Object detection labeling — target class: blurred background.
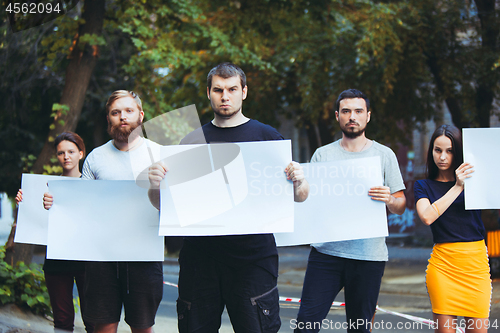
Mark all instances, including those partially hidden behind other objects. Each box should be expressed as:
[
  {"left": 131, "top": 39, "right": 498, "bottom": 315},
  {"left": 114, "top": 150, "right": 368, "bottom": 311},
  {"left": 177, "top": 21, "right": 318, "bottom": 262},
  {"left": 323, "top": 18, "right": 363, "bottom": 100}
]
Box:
[{"left": 1, "top": 0, "right": 499, "bottom": 259}]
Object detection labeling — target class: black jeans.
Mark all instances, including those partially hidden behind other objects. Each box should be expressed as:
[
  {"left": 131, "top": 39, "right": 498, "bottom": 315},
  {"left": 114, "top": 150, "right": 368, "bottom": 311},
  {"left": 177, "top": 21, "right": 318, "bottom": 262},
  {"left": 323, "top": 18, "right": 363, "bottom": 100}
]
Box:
[
  {"left": 294, "top": 247, "right": 385, "bottom": 333},
  {"left": 45, "top": 270, "right": 94, "bottom": 333},
  {"left": 177, "top": 244, "right": 281, "bottom": 333}
]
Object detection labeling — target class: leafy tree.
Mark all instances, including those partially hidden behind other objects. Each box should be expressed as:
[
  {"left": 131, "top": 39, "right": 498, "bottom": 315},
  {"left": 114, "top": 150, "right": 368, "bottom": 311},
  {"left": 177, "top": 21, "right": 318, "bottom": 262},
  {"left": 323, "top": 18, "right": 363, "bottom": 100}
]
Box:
[
  {"left": 414, "top": 0, "right": 500, "bottom": 129},
  {"left": 1, "top": 0, "right": 499, "bottom": 262}
]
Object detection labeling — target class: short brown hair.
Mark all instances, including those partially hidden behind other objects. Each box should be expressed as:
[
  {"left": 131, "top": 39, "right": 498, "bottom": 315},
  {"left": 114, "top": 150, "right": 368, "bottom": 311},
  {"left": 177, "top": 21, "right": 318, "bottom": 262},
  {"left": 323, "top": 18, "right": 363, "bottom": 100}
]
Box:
[
  {"left": 207, "top": 63, "right": 246, "bottom": 91},
  {"left": 105, "top": 90, "right": 142, "bottom": 114}
]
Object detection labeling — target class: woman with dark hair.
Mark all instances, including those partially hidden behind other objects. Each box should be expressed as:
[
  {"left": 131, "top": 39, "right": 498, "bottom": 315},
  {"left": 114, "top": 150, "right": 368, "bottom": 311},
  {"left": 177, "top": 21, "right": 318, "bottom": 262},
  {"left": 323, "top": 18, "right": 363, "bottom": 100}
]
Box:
[
  {"left": 414, "top": 125, "right": 491, "bottom": 333},
  {"left": 16, "top": 132, "right": 93, "bottom": 333}
]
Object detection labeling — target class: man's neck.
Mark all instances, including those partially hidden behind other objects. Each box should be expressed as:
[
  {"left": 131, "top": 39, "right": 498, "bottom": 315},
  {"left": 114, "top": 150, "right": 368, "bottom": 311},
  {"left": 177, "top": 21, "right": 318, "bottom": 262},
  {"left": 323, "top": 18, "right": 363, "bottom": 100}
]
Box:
[
  {"left": 113, "top": 136, "right": 143, "bottom": 151},
  {"left": 340, "top": 134, "right": 371, "bottom": 152},
  {"left": 212, "top": 111, "right": 249, "bottom": 128}
]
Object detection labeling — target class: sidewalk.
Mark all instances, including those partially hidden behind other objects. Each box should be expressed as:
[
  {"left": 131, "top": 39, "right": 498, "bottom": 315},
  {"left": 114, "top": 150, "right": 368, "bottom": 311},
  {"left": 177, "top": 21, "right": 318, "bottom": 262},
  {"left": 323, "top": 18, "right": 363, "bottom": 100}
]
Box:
[{"left": 1, "top": 245, "right": 499, "bottom": 332}]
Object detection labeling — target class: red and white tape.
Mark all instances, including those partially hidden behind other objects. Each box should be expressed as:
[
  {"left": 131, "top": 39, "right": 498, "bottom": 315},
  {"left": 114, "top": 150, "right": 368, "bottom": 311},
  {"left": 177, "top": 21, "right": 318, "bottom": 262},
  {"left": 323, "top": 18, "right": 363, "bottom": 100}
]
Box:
[
  {"left": 164, "top": 281, "right": 178, "bottom": 288},
  {"left": 164, "top": 281, "right": 465, "bottom": 333}
]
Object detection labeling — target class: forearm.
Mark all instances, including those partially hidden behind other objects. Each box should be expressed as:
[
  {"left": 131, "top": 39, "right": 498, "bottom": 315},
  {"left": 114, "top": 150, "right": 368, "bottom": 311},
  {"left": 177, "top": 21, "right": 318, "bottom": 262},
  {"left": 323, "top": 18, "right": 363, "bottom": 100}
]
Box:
[
  {"left": 294, "top": 179, "right": 310, "bottom": 202},
  {"left": 418, "top": 184, "right": 463, "bottom": 225},
  {"left": 387, "top": 195, "right": 406, "bottom": 215},
  {"left": 148, "top": 188, "right": 160, "bottom": 210}
]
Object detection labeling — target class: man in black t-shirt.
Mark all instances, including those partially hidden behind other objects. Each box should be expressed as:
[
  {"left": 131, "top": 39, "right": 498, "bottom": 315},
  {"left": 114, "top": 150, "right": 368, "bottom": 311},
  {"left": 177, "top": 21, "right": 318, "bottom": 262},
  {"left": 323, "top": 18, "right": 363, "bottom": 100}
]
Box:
[{"left": 148, "top": 63, "right": 309, "bottom": 333}]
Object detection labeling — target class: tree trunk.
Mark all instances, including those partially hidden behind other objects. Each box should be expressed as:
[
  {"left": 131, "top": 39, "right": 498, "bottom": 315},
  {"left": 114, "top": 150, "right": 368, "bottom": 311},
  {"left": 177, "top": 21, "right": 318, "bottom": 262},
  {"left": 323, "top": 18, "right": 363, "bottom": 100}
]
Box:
[
  {"left": 32, "top": 0, "right": 105, "bottom": 174},
  {"left": 6, "top": 0, "right": 106, "bottom": 265},
  {"left": 426, "top": 54, "right": 466, "bottom": 129}
]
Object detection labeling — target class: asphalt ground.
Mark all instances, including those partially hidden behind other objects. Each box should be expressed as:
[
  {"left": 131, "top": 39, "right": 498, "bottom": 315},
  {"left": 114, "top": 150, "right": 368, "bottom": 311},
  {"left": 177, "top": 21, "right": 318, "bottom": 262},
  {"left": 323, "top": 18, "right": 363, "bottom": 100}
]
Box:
[{"left": 0, "top": 245, "right": 499, "bottom": 332}]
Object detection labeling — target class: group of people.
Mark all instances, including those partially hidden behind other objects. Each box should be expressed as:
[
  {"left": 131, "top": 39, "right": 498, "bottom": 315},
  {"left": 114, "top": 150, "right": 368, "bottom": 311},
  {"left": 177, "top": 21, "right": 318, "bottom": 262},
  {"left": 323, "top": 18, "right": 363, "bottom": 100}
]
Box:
[{"left": 16, "top": 62, "right": 491, "bottom": 333}]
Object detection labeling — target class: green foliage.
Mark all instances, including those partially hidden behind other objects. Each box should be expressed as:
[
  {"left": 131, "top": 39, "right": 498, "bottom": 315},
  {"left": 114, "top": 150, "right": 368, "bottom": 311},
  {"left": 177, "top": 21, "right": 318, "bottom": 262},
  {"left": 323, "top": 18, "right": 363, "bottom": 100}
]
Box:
[
  {"left": 38, "top": 8, "right": 82, "bottom": 68},
  {"left": 51, "top": 103, "right": 70, "bottom": 117},
  {"left": 78, "top": 33, "right": 106, "bottom": 47},
  {"left": 0, "top": 247, "right": 51, "bottom": 316},
  {"left": 1, "top": 0, "right": 499, "bottom": 195},
  {"left": 20, "top": 154, "right": 37, "bottom": 173},
  {"left": 42, "top": 164, "right": 63, "bottom": 175}
]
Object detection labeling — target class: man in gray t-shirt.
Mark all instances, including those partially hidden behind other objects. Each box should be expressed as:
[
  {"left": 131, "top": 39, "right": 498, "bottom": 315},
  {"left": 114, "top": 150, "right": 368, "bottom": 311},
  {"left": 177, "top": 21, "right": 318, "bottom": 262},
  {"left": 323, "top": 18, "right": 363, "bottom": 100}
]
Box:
[
  {"left": 294, "top": 89, "right": 406, "bottom": 333},
  {"left": 44, "top": 90, "right": 163, "bottom": 333}
]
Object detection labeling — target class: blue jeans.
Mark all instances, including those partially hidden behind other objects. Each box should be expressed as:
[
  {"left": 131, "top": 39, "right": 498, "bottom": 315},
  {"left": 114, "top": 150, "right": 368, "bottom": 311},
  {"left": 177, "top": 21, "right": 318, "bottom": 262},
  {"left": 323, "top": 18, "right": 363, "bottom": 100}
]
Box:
[
  {"left": 177, "top": 243, "right": 281, "bottom": 333},
  {"left": 295, "top": 247, "right": 385, "bottom": 333}
]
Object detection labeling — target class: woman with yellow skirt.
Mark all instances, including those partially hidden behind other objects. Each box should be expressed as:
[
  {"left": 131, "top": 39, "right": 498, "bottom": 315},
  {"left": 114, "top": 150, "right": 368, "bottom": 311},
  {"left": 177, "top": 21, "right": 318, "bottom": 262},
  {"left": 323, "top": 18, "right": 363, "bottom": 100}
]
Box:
[{"left": 414, "top": 125, "right": 491, "bottom": 333}]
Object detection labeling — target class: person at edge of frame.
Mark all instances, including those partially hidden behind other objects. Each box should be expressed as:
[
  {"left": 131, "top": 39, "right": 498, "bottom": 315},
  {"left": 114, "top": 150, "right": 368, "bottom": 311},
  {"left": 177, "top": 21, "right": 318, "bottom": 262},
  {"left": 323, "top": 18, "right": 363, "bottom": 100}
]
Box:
[
  {"left": 293, "top": 88, "right": 406, "bottom": 333},
  {"left": 148, "top": 62, "right": 310, "bottom": 333},
  {"left": 16, "top": 132, "right": 95, "bottom": 333},
  {"left": 414, "top": 124, "right": 491, "bottom": 333},
  {"left": 44, "top": 90, "right": 163, "bottom": 333}
]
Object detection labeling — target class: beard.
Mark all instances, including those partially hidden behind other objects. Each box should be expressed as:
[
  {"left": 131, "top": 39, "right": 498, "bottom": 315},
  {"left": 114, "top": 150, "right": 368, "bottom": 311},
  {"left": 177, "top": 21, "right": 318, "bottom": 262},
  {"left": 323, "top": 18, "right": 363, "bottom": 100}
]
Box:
[
  {"left": 107, "top": 118, "right": 143, "bottom": 143},
  {"left": 213, "top": 108, "right": 240, "bottom": 119},
  {"left": 341, "top": 122, "right": 366, "bottom": 139},
  {"left": 211, "top": 99, "right": 241, "bottom": 119}
]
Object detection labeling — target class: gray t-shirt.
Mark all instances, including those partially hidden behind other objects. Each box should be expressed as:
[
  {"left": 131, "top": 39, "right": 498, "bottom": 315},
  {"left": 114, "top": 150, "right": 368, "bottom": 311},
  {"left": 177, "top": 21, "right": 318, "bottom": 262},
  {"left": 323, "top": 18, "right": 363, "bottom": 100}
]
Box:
[
  {"left": 82, "top": 139, "right": 160, "bottom": 180},
  {"left": 311, "top": 140, "right": 405, "bottom": 261}
]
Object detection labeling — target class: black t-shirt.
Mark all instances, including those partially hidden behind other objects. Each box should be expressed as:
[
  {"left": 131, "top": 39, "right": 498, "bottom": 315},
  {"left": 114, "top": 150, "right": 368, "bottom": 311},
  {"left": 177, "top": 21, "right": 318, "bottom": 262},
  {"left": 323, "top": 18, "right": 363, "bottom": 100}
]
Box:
[
  {"left": 414, "top": 179, "right": 485, "bottom": 243},
  {"left": 180, "top": 119, "right": 284, "bottom": 276}
]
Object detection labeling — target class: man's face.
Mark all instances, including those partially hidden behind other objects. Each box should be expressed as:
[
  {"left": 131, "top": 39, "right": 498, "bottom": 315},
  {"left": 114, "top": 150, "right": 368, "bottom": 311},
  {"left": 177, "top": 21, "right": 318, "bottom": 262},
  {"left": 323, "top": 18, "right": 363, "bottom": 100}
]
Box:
[
  {"left": 107, "top": 96, "right": 144, "bottom": 143},
  {"left": 335, "top": 98, "right": 371, "bottom": 139},
  {"left": 207, "top": 75, "right": 247, "bottom": 119}
]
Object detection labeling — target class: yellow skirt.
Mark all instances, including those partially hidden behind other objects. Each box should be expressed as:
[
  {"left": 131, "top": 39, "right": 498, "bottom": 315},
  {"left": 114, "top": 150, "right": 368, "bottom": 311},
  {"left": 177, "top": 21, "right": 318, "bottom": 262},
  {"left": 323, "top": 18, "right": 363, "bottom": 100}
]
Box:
[{"left": 426, "top": 240, "right": 491, "bottom": 318}]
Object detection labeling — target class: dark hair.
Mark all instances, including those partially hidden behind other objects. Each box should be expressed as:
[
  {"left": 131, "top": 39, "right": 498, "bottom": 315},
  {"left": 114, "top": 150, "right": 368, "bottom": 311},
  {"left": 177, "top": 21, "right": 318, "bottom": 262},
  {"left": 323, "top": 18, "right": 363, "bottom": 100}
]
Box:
[
  {"left": 336, "top": 89, "right": 370, "bottom": 112},
  {"left": 54, "top": 132, "right": 86, "bottom": 157},
  {"left": 207, "top": 62, "right": 246, "bottom": 91},
  {"left": 426, "top": 124, "right": 463, "bottom": 180}
]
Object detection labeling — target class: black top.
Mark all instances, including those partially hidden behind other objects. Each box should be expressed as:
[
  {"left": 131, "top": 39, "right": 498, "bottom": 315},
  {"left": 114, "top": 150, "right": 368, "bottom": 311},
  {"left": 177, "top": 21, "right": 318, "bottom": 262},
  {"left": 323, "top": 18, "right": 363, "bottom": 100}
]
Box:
[
  {"left": 414, "top": 179, "right": 485, "bottom": 244},
  {"left": 180, "top": 119, "right": 284, "bottom": 277}
]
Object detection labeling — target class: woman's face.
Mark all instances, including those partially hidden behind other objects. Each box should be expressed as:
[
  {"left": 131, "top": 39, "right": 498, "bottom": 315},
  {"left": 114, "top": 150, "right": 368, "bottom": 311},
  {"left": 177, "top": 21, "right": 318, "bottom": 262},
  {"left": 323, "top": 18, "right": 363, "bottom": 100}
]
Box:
[
  {"left": 432, "top": 135, "right": 453, "bottom": 172},
  {"left": 56, "top": 140, "right": 83, "bottom": 172}
]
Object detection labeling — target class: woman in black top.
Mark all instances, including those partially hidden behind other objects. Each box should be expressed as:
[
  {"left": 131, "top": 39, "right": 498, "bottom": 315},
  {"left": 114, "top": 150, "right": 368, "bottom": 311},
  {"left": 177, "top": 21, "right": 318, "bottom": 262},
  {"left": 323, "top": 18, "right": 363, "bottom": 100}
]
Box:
[
  {"left": 16, "top": 132, "right": 93, "bottom": 333},
  {"left": 414, "top": 125, "right": 491, "bottom": 333}
]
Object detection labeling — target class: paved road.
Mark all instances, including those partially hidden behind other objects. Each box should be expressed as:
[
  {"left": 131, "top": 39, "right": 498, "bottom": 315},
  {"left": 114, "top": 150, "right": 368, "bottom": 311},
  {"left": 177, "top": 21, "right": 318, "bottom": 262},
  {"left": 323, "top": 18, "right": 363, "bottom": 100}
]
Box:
[
  {"left": 3, "top": 245, "right": 499, "bottom": 332},
  {"left": 153, "top": 245, "right": 499, "bottom": 332}
]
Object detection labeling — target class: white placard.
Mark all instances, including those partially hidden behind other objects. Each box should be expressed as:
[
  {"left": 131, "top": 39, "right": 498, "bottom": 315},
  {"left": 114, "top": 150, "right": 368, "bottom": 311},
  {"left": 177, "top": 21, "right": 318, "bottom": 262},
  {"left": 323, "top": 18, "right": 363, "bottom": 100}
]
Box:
[
  {"left": 463, "top": 128, "right": 500, "bottom": 209},
  {"left": 46, "top": 180, "right": 164, "bottom": 261},
  {"left": 275, "top": 156, "right": 388, "bottom": 246},
  {"left": 159, "top": 140, "right": 294, "bottom": 236},
  {"left": 15, "top": 174, "right": 79, "bottom": 245}
]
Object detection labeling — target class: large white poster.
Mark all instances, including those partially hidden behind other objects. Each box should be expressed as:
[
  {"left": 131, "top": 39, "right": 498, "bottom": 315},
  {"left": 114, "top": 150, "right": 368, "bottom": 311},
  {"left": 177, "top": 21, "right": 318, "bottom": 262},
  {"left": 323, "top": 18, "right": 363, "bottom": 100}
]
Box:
[
  {"left": 275, "top": 156, "right": 388, "bottom": 246},
  {"left": 46, "top": 179, "right": 164, "bottom": 261},
  {"left": 463, "top": 128, "right": 500, "bottom": 209},
  {"left": 158, "top": 140, "right": 294, "bottom": 236},
  {"left": 15, "top": 174, "right": 79, "bottom": 245}
]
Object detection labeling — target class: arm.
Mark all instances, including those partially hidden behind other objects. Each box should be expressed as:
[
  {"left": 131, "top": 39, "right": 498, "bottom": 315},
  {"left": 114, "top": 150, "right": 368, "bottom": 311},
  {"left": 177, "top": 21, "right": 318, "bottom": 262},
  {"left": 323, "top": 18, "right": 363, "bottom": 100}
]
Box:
[
  {"left": 81, "top": 155, "right": 94, "bottom": 180},
  {"left": 368, "top": 187, "right": 406, "bottom": 215},
  {"left": 148, "top": 161, "right": 168, "bottom": 210},
  {"left": 368, "top": 147, "right": 407, "bottom": 215},
  {"left": 285, "top": 161, "right": 310, "bottom": 202},
  {"left": 415, "top": 163, "right": 473, "bottom": 225}
]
